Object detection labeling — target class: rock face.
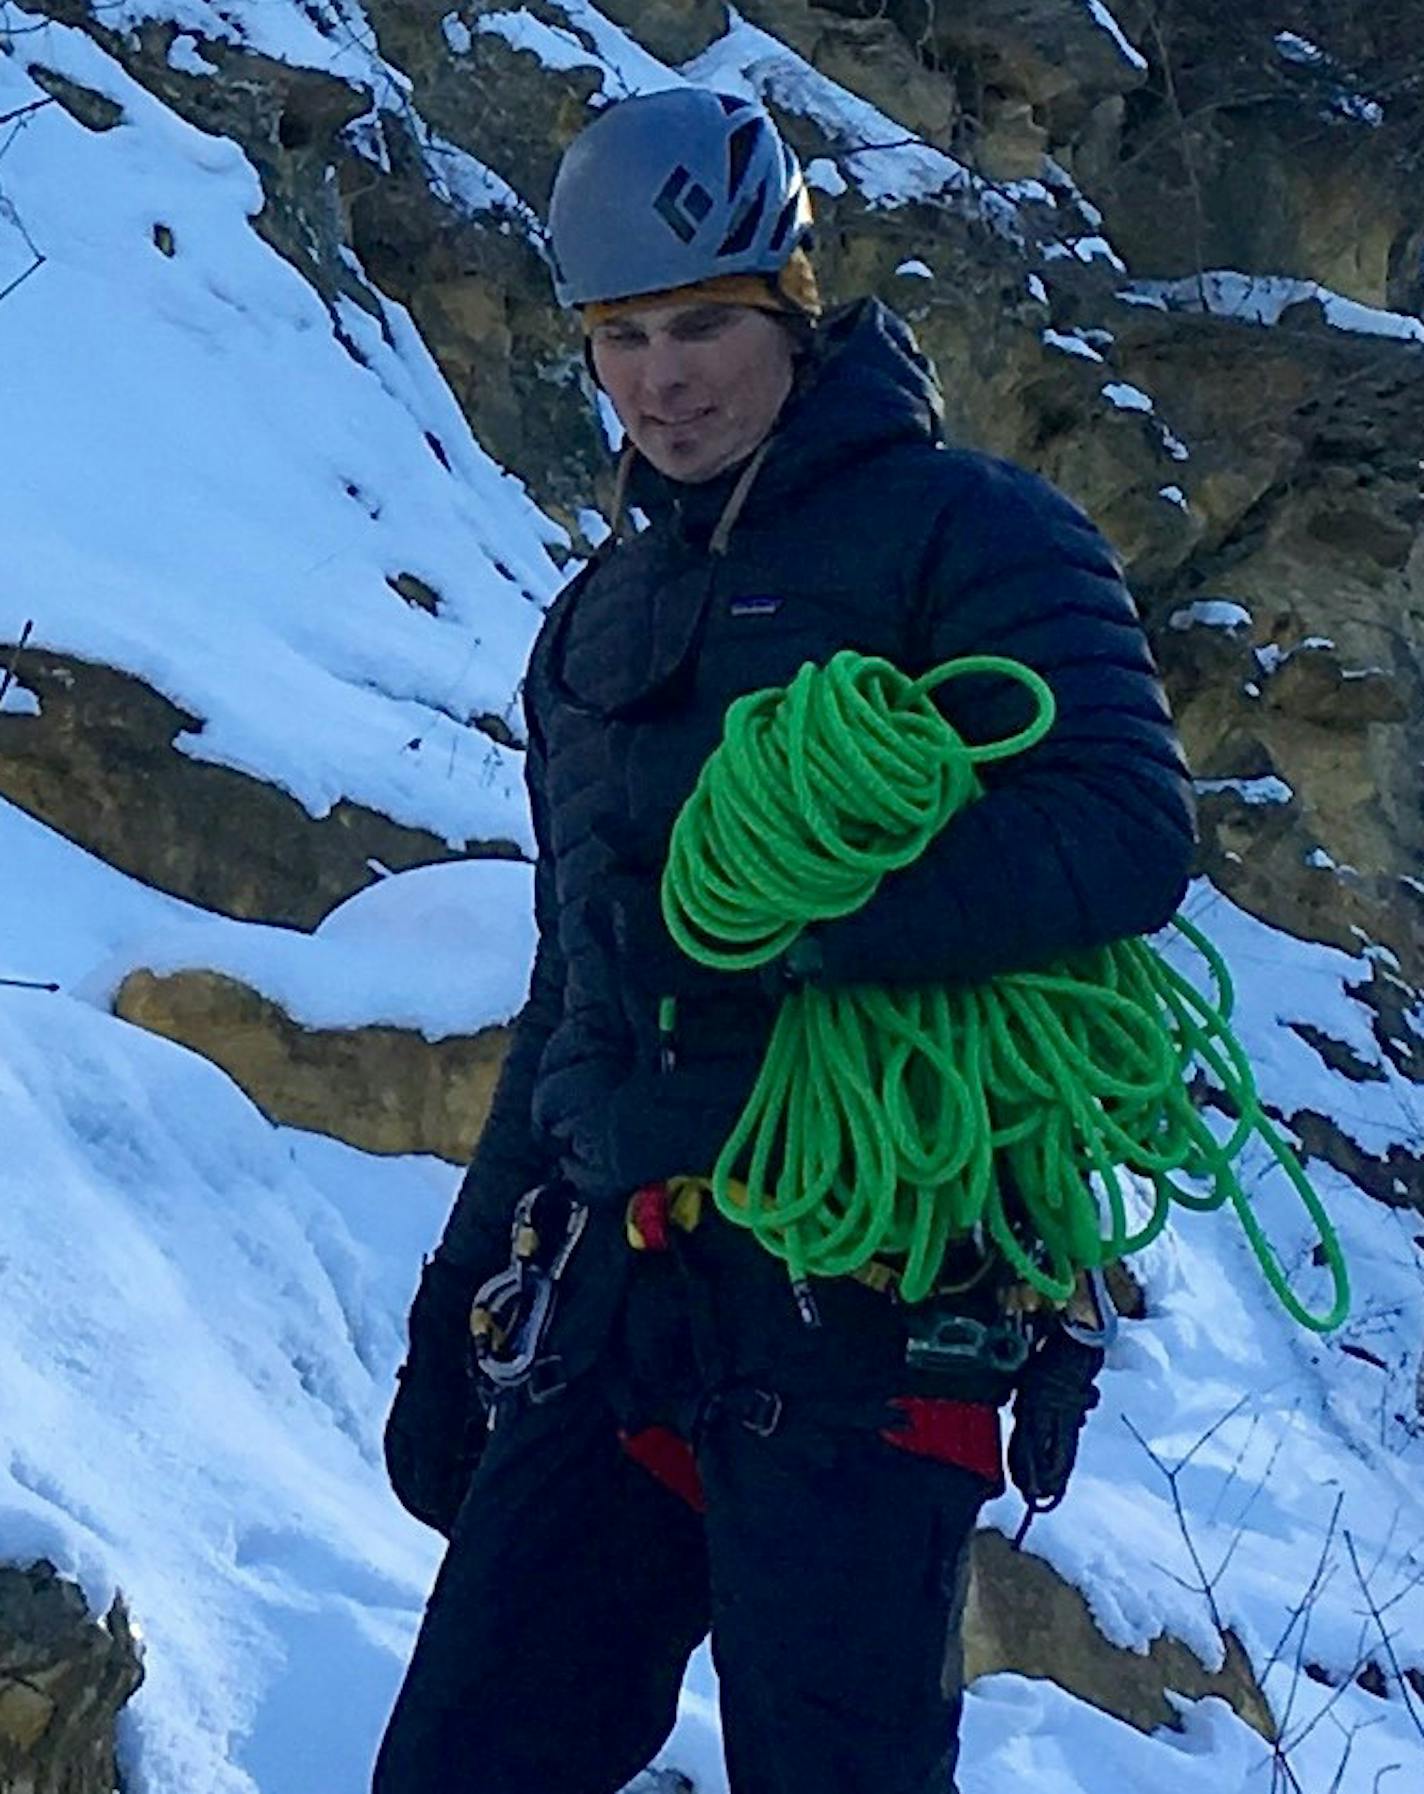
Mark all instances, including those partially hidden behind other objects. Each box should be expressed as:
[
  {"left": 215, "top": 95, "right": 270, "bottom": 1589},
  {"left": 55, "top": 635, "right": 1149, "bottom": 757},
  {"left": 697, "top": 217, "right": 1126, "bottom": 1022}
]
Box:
[
  {"left": 114, "top": 967, "right": 510, "bottom": 1162},
  {"left": 0, "top": 647, "right": 516, "bottom": 929},
  {"left": 965, "top": 1530, "right": 1274, "bottom": 1739},
  {"left": 0, "top": 1563, "right": 143, "bottom": 1794}
]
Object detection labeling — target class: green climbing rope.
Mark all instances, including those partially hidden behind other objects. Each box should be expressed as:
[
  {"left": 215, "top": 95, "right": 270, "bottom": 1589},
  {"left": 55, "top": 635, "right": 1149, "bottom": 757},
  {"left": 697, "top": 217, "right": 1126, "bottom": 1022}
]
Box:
[{"left": 661, "top": 650, "right": 1351, "bottom": 1333}]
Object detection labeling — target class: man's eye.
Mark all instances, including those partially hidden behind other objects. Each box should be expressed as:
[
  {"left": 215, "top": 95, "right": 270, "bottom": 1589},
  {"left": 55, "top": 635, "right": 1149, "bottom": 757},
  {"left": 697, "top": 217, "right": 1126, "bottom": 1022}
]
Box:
[{"left": 674, "top": 311, "right": 730, "bottom": 340}]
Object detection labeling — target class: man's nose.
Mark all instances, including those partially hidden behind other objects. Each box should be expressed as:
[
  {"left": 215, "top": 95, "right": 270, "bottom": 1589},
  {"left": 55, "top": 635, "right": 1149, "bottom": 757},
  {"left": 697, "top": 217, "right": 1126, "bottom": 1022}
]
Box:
[{"left": 639, "top": 335, "right": 691, "bottom": 398}]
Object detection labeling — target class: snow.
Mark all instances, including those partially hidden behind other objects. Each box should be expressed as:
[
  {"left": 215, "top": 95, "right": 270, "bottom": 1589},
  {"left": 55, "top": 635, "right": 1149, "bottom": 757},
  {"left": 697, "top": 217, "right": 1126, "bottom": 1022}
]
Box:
[
  {"left": 0, "top": 13, "right": 558, "bottom": 857},
  {"left": 167, "top": 33, "right": 220, "bottom": 77},
  {"left": 474, "top": 6, "right": 609, "bottom": 80},
  {"left": 1102, "top": 380, "right": 1154, "bottom": 412},
  {"left": 804, "top": 156, "right": 847, "bottom": 197},
  {"left": 1276, "top": 31, "right": 1326, "bottom": 67},
  {"left": 1196, "top": 775, "right": 1295, "bottom": 807},
  {"left": 1161, "top": 424, "right": 1191, "bottom": 461},
  {"left": 440, "top": 11, "right": 472, "bottom": 57},
  {"left": 0, "top": 792, "right": 535, "bottom": 1042},
  {"left": 0, "top": 974, "right": 453, "bottom": 1792},
  {"left": 1273, "top": 31, "right": 1385, "bottom": 127},
  {"left": 0, "top": 679, "right": 41, "bottom": 716},
  {"left": 895, "top": 259, "right": 934, "bottom": 280},
  {"left": 1130, "top": 272, "right": 1424, "bottom": 343},
  {"left": 1170, "top": 600, "right": 1253, "bottom": 633},
  {"left": 687, "top": 12, "right": 1036, "bottom": 230},
  {"left": 3, "top": 6, "right": 1424, "bottom": 1794},
  {"left": 1045, "top": 233, "right": 1128, "bottom": 272},
  {"left": 1158, "top": 485, "right": 1188, "bottom": 510},
  {"left": 1027, "top": 273, "right": 1049, "bottom": 305},
  {"left": 1083, "top": 0, "right": 1148, "bottom": 74},
  {"left": 1043, "top": 327, "right": 1105, "bottom": 363}
]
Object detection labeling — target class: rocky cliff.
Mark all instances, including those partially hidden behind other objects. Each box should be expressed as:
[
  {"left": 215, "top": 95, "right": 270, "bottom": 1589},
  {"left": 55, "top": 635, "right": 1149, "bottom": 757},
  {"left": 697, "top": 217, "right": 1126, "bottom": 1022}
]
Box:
[{"left": 1, "top": 2, "right": 1421, "bottom": 1786}]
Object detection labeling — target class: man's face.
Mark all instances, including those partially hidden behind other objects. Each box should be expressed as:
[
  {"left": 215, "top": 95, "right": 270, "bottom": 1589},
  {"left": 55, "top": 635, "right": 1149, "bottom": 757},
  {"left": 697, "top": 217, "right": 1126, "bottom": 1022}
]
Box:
[{"left": 589, "top": 301, "right": 796, "bottom": 484}]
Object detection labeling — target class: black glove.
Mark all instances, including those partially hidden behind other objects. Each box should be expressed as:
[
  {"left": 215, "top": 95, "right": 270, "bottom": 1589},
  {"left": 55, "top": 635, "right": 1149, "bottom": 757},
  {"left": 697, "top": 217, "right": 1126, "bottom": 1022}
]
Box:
[
  {"left": 1007, "top": 1326, "right": 1104, "bottom": 1512},
  {"left": 384, "top": 1254, "right": 488, "bottom": 1537}
]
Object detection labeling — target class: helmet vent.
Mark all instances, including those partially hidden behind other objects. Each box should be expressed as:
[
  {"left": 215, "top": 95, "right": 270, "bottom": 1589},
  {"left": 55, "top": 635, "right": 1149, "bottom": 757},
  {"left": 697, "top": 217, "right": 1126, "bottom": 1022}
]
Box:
[
  {"left": 718, "top": 183, "right": 767, "bottom": 257},
  {"left": 726, "top": 118, "right": 762, "bottom": 199},
  {"left": 767, "top": 193, "right": 800, "bottom": 253},
  {"left": 655, "top": 166, "right": 716, "bottom": 245}
]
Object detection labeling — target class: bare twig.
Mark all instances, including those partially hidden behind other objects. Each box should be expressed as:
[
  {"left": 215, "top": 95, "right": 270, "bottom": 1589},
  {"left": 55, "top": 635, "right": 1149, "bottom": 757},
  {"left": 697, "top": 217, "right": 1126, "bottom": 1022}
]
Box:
[
  {"left": 1122, "top": 1410, "right": 1229, "bottom": 1633},
  {"left": 0, "top": 98, "right": 52, "bottom": 130},
  {"left": 0, "top": 617, "right": 33, "bottom": 708},
  {"left": 1345, "top": 1529, "right": 1424, "bottom": 1741}
]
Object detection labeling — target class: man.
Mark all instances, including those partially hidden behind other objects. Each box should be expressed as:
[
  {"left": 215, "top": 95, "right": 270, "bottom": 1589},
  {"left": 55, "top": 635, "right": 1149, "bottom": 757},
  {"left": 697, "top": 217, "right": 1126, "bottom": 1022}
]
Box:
[{"left": 375, "top": 87, "right": 1194, "bottom": 1794}]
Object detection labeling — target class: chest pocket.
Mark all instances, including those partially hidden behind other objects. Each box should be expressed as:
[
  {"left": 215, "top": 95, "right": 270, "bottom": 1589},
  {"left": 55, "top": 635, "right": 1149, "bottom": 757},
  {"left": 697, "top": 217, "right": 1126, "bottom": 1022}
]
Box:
[
  {"left": 698, "top": 578, "right": 909, "bottom": 703},
  {"left": 556, "top": 544, "right": 715, "bottom": 722}
]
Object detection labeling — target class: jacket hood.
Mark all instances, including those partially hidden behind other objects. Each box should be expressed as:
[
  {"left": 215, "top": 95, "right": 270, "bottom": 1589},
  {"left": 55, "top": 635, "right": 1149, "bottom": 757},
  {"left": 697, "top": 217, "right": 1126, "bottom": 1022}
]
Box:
[{"left": 625, "top": 298, "right": 945, "bottom": 536}]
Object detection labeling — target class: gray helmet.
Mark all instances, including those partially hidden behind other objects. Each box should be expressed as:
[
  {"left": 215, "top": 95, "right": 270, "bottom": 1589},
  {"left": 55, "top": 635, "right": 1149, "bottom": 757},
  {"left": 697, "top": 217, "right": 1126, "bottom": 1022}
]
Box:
[{"left": 547, "top": 87, "right": 813, "bottom": 308}]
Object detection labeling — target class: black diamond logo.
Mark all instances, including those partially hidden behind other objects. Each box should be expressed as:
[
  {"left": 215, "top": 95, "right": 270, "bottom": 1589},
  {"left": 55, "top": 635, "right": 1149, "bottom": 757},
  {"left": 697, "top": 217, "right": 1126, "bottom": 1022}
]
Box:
[{"left": 654, "top": 167, "right": 715, "bottom": 245}]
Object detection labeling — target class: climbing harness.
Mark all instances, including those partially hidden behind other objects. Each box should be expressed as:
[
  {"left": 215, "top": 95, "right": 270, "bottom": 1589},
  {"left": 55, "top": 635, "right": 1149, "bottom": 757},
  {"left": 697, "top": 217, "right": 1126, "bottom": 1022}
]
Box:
[
  {"left": 660, "top": 650, "right": 1351, "bottom": 1333},
  {"left": 468, "top": 1183, "right": 588, "bottom": 1405}
]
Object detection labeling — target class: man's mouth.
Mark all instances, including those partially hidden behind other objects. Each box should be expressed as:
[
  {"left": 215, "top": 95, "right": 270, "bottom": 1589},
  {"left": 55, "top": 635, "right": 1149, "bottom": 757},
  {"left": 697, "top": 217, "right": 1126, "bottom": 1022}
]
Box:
[{"left": 647, "top": 407, "right": 715, "bottom": 429}]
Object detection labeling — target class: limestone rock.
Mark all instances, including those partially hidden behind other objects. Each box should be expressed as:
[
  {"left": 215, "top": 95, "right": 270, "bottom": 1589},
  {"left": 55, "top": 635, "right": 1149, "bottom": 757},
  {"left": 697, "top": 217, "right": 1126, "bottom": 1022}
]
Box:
[
  {"left": 594, "top": 0, "right": 728, "bottom": 63},
  {"left": 880, "top": 0, "right": 1146, "bottom": 121},
  {"left": 114, "top": 968, "right": 510, "bottom": 1162},
  {"left": 0, "top": 648, "right": 514, "bottom": 929},
  {"left": 23, "top": 64, "right": 123, "bottom": 131},
  {"left": 1098, "top": 0, "right": 1423, "bottom": 308},
  {"left": 740, "top": 1, "right": 958, "bottom": 148},
  {"left": 0, "top": 1562, "right": 143, "bottom": 1794},
  {"left": 1264, "top": 641, "right": 1409, "bottom": 728},
  {"left": 965, "top": 1530, "right": 1274, "bottom": 1739}
]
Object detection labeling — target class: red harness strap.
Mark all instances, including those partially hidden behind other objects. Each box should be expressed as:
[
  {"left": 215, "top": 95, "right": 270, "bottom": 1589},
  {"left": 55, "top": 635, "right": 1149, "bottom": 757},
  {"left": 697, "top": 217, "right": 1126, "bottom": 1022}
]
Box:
[
  {"left": 619, "top": 1426, "right": 708, "bottom": 1514},
  {"left": 620, "top": 1398, "right": 1003, "bottom": 1513},
  {"left": 881, "top": 1397, "right": 1005, "bottom": 1494}
]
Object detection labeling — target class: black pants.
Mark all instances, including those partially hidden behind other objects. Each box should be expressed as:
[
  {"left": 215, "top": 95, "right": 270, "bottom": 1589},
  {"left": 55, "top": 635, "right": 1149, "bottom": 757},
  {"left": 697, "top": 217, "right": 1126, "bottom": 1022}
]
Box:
[{"left": 373, "top": 1241, "right": 987, "bottom": 1794}]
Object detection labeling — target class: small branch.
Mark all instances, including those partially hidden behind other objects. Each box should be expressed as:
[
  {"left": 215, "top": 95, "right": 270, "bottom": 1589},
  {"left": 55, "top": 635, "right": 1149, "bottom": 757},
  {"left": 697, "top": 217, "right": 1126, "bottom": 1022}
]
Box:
[
  {"left": 0, "top": 98, "right": 53, "bottom": 130},
  {"left": 1122, "top": 1411, "right": 1228, "bottom": 1634},
  {"left": 0, "top": 616, "right": 33, "bottom": 708},
  {"left": 1345, "top": 1530, "right": 1424, "bottom": 1742}
]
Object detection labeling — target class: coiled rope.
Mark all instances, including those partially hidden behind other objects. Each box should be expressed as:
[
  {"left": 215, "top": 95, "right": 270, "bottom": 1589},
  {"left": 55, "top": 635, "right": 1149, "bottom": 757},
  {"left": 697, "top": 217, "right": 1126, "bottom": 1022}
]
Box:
[{"left": 661, "top": 650, "right": 1350, "bottom": 1332}]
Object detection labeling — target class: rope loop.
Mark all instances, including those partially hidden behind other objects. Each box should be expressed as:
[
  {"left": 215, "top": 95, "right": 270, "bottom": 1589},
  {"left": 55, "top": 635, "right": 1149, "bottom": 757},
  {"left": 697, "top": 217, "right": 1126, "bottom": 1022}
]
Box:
[{"left": 662, "top": 652, "right": 1350, "bottom": 1332}]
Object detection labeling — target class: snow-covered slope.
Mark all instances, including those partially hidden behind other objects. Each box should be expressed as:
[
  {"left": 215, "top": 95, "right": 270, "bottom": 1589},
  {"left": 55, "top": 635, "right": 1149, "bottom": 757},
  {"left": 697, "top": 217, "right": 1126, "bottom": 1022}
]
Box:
[
  {"left": 1, "top": 8, "right": 554, "bottom": 848},
  {"left": 3, "top": 5, "right": 1423, "bottom": 1793}
]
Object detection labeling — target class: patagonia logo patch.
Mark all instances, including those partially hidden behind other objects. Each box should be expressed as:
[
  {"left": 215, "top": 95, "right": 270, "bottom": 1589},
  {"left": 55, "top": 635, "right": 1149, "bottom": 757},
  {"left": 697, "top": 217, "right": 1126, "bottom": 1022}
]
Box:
[{"left": 728, "top": 595, "right": 784, "bottom": 618}]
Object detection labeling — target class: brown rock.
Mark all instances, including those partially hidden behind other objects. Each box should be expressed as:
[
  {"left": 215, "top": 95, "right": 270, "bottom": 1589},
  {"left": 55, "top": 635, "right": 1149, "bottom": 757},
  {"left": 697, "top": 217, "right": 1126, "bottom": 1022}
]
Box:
[
  {"left": 24, "top": 65, "right": 123, "bottom": 131},
  {"left": 965, "top": 1530, "right": 1275, "bottom": 1739},
  {"left": 907, "top": 0, "right": 1147, "bottom": 120},
  {"left": 594, "top": 0, "right": 728, "bottom": 63},
  {"left": 0, "top": 647, "right": 517, "bottom": 930},
  {"left": 1265, "top": 642, "right": 1409, "bottom": 728},
  {"left": 114, "top": 968, "right": 511, "bottom": 1162},
  {"left": 1095, "top": 0, "right": 1421, "bottom": 308},
  {"left": 0, "top": 1562, "right": 142, "bottom": 1794}
]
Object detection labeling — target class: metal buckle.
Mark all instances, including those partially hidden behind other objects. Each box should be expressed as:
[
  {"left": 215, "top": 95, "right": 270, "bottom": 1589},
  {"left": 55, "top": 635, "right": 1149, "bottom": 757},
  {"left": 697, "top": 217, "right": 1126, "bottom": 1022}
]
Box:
[
  {"left": 1061, "top": 1266, "right": 1119, "bottom": 1350},
  {"left": 739, "top": 1388, "right": 784, "bottom": 1437}
]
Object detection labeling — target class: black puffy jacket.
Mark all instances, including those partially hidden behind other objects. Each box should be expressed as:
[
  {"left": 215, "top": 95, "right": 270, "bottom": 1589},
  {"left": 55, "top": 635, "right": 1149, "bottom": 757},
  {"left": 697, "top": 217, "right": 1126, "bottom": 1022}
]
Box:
[{"left": 437, "top": 299, "right": 1195, "bottom": 1335}]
